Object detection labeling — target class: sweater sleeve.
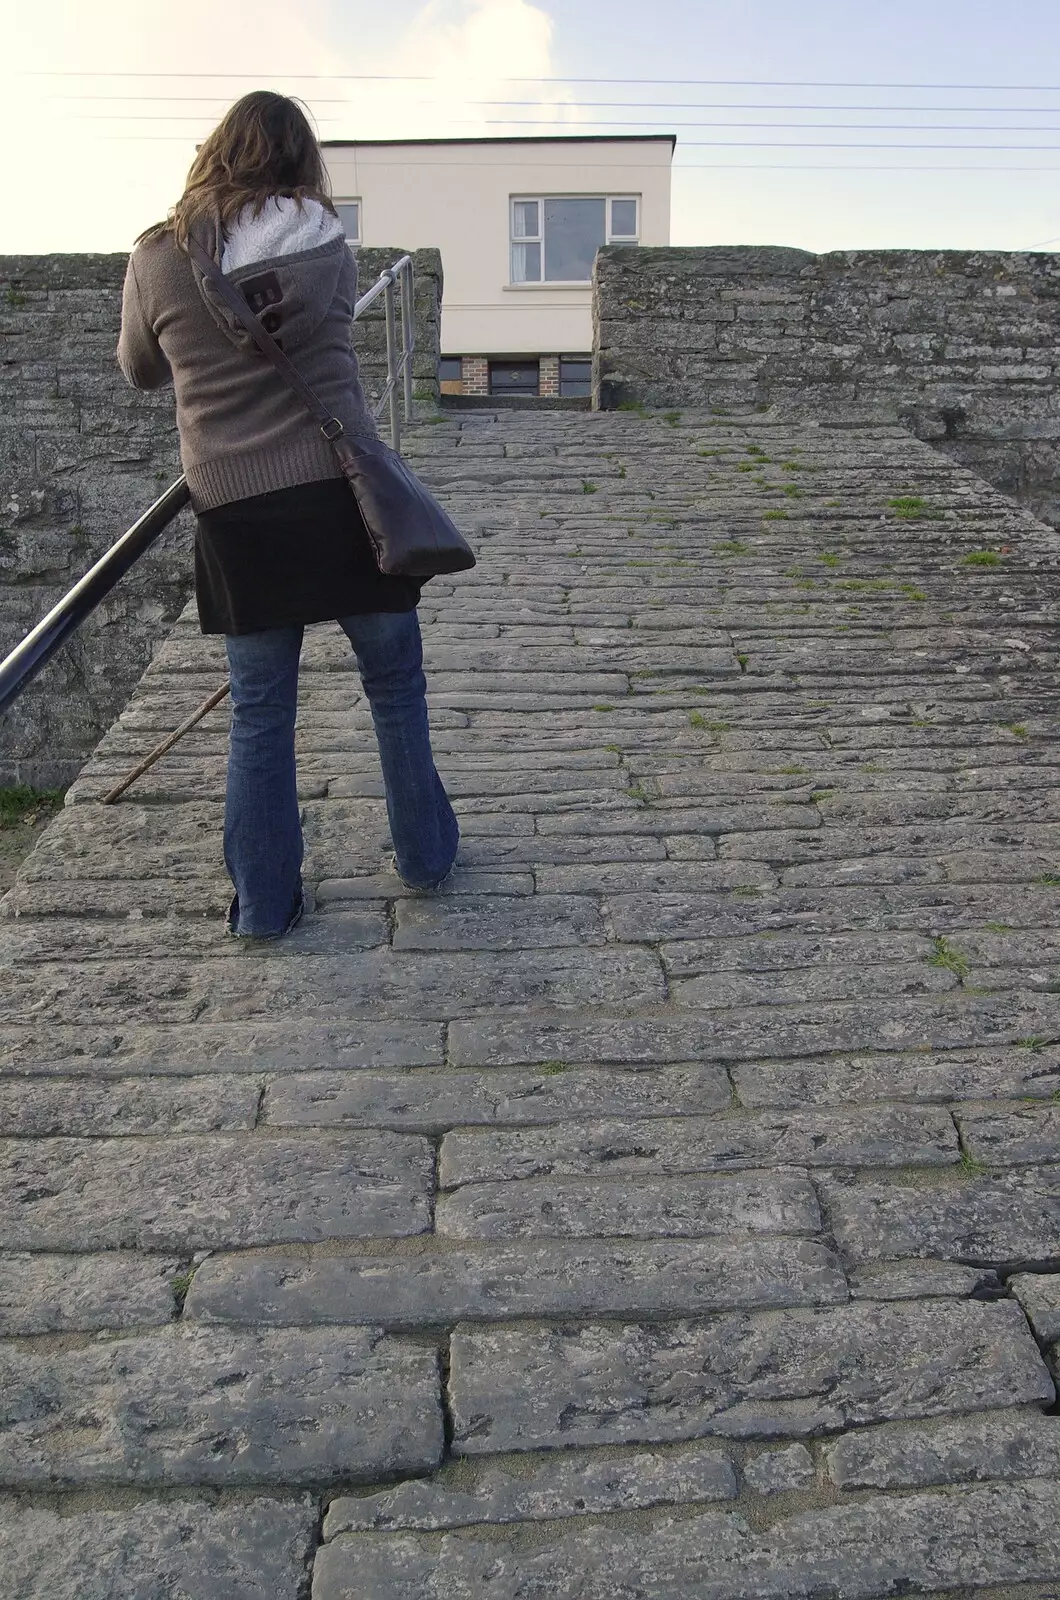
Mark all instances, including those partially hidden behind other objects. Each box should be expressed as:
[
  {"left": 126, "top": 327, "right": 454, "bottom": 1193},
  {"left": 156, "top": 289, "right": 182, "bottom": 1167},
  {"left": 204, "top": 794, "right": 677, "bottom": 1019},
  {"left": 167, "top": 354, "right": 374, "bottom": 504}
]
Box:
[{"left": 116, "top": 251, "right": 172, "bottom": 390}]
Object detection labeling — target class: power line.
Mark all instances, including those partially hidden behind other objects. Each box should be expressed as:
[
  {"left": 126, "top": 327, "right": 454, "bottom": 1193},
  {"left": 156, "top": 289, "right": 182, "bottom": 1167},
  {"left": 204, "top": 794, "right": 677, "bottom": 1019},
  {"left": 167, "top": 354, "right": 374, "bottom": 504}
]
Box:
[
  {"left": 73, "top": 138, "right": 1060, "bottom": 170},
  {"left": 63, "top": 114, "right": 1060, "bottom": 132},
  {"left": 25, "top": 72, "right": 1060, "bottom": 90},
  {"left": 92, "top": 132, "right": 1060, "bottom": 148},
  {"left": 48, "top": 96, "right": 1060, "bottom": 113}
]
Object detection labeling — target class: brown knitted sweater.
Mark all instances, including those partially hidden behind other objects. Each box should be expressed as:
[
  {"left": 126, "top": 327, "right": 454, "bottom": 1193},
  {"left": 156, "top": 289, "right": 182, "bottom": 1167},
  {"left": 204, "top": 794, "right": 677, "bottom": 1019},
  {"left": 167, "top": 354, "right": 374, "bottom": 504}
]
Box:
[{"left": 117, "top": 216, "right": 378, "bottom": 510}]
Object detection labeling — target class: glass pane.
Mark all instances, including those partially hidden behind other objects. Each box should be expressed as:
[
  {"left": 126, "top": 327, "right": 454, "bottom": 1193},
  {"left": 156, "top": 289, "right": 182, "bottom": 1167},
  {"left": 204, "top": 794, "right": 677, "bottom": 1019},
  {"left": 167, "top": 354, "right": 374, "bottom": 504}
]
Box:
[
  {"left": 543, "top": 197, "right": 606, "bottom": 281},
  {"left": 335, "top": 201, "right": 360, "bottom": 241},
  {"left": 512, "top": 200, "right": 539, "bottom": 239},
  {"left": 438, "top": 358, "right": 462, "bottom": 381},
  {"left": 490, "top": 362, "right": 539, "bottom": 396},
  {"left": 511, "top": 241, "right": 541, "bottom": 283},
  {"left": 610, "top": 198, "right": 638, "bottom": 238},
  {"left": 560, "top": 360, "right": 592, "bottom": 382}
]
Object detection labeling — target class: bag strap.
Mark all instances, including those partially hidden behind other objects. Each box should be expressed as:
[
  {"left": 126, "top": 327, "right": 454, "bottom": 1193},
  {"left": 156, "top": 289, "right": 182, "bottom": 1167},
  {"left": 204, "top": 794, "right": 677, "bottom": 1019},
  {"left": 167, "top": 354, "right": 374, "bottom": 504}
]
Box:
[{"left": 187, "top": 237, "right": 346, "bottom": 441}]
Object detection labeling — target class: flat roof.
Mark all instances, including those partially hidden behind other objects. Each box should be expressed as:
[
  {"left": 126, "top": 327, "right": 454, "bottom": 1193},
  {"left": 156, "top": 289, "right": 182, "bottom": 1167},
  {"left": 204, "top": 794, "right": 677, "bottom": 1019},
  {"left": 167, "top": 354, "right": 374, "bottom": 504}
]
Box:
[{"left": 322, "top": 134, "right": 676, "bottom": 150}]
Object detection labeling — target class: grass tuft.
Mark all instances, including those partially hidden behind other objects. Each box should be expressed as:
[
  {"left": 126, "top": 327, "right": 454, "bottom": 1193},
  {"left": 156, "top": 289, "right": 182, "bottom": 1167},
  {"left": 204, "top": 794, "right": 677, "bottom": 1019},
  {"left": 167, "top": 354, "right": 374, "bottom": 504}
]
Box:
[
  {"left": 888, "top": 495, "right": 942, "bottom": 520},
  {"left": 0, "top": 786, "right": 64, "bottom": 829},
  {"left": 961, "top": 550, "right": 1001, "bottom": 567},
  {"left": 927, "top": 934, "right": 971, "bottom": 979}
]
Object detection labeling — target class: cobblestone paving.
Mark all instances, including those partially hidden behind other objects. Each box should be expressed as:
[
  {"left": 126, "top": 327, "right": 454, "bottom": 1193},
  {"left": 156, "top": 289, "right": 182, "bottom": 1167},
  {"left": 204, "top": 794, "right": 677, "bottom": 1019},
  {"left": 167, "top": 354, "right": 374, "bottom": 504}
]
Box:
[{"left": 2, "top": 409, "right": 1060, "bottom": 1597}]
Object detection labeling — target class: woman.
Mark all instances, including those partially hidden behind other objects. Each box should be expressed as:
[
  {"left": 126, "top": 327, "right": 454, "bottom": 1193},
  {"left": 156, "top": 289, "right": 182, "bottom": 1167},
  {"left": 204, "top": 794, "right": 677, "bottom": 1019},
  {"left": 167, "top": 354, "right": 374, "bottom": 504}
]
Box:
[{"left": 117, "top": 91, "right": 458, "bottom": 938}]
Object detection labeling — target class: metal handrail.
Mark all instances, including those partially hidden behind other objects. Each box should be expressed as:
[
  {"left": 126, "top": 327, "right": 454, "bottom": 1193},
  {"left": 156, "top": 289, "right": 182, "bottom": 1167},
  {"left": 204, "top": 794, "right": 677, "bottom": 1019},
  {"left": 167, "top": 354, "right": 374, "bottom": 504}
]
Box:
[
  {"left": 0, "top": 478, "right": 192, "bottom": 717},
  {"left": 362, "top": 254, "right": 415, "bottom": 452},
  {"left": 0, "top": 253, "right": 417, "bottom": 722}
]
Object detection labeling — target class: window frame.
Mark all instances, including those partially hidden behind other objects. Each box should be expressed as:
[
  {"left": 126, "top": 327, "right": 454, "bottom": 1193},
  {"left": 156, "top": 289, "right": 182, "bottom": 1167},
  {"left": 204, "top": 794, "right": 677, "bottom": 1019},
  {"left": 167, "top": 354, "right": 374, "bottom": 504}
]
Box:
[
  {"left": 559, "top": 356, "right": 592, "bottom": 398},
  {"left": 333, "top": 198, "right": 362, "bottom": 246},
  {"left": 509, "top": 194, "right": 640, "bottom": 285}
]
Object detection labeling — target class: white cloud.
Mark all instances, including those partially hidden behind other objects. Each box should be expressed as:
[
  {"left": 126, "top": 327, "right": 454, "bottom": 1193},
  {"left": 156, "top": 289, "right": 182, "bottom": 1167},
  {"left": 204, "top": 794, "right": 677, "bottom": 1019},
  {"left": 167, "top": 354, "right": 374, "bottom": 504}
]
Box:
[
  {"left": 308, "top": 1, "right": 578, "bottom": 144},
  {"left": 3, "top": 0, "right": 571, "bottom": 251}
]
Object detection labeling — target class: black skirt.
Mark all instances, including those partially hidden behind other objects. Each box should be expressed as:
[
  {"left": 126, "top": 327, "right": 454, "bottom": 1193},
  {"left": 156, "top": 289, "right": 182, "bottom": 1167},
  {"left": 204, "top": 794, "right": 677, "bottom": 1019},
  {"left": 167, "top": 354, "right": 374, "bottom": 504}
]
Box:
[{"left": 194, "top": 476, "right": 423, "bottom": 635}]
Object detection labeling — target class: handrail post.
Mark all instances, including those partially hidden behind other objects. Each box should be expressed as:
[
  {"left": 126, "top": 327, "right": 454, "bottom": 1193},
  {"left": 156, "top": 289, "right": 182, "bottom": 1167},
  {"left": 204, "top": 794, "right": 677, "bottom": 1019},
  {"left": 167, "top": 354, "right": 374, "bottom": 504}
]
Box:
[
  {"left": 383, "top": 274, "right": 402, "bottom": 453},
  {"left": 400, "top": 259, "right": 415, "bottom": 423}
]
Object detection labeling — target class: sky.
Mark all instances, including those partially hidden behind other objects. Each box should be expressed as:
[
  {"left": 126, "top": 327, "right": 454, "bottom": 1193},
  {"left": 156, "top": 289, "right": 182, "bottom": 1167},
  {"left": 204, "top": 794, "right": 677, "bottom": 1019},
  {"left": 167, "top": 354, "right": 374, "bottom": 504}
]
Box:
[{"left": 5, "top": 0, "right": 1060, "bottom": 255}]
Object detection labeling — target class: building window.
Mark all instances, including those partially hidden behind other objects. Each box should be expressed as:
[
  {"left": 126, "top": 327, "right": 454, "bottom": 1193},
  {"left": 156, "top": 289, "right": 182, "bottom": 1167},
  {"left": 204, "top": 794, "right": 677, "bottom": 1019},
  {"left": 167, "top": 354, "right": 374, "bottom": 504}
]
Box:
[
  {"left": 511, "top": 196, "right": 639, "bottom": 283},
  {"left": 438, "top": 356, "right": 463, "bottom": 395},
  {"left": 489, "top": 360, "right": 539, "bottom": 397},
  {"left": 334, "top": 199, "right": 361, "bottom": 245},
  {"left": 560, "top": 358, "right": 592, "bottom": 398}
]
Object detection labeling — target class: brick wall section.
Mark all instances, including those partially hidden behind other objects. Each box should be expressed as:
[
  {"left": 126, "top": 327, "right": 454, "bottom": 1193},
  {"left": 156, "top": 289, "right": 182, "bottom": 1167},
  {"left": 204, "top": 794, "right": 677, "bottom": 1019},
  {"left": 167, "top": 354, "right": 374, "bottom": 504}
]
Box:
[
  {"left": 0, "top": 247, "right": 442, "bottom": 787},
  {"left": 593, "top": 245, "right": 1060, "bottom": 528},
  {"left": 539, "top": 356, "right": 560, "bottom": 397},
  {"left": 462, "top": 358, "right": 489, "bottom": 396}
]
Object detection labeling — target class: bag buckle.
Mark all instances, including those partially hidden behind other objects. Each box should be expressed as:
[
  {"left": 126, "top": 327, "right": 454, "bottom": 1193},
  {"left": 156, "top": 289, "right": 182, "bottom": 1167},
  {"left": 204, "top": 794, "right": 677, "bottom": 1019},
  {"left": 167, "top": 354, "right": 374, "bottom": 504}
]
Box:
[{"left": 321, "top": 417, "right": 345, "bottom": 441}]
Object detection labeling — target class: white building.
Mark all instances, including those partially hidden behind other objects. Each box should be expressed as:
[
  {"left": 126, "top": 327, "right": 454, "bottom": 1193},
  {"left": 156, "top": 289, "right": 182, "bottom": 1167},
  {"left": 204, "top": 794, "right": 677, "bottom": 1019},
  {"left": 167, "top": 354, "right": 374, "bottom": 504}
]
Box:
[{"left": 321, "top": 135, "right": 674, "bottom": 398}]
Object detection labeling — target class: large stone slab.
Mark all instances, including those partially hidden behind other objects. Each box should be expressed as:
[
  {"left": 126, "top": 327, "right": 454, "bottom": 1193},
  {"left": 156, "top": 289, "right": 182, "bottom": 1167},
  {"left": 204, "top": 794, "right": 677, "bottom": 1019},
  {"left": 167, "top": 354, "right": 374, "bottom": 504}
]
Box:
[
  {"left": 439, "top": 1105, "right": 958, "bottom": 1187},
  {"left": 847, "top": 1259, "right": 1004, "bottom": 1302},
  {"left": 0, "top": 1073, "right": 259, "bottom": 1135},
  {"left": 1010, "top": 1272, "right": 1060, "bottom": 1345},
  {"left": 448, "top": 1014, "right": 735, "bottom": 1068},
  {"left": 956, "top": 1101, "right": 1060, "bottom": 1166},
  {"left": 605, "top": 884, "right": 1060, "bottom": 941},
  {"left": 448, "top": 1300, "right": 1052, "bottom": 1454},
  {"left": 669, "top": 928, "right": 941, "bottom": 972},
  {"left": 185, "top": 1237, "right": 846, "bottom": 1328},
  {"left": 0, "top": 1495, "right": 316, "bottom": 1600},
  {"left": 312, "top": 1479, "right": 1060, "bottom": 1599},
  {"left": 315, "top": 869, "right": 534, "bottom": 901},
  {"left": 0, "top": 946, "right": 666, "bottom": 1024},
  {"left": 0, "top": 1251, "right": 179, "bottom": 1335},
  {"left": 447, "top": 995, "right": 1059, "bottom": 1067},
  {"left": 824, "top": 1167, "right": 1060, "bottom": 1267},
  {"left": 0, "top": 1019, "right": 445, "bottom": 1073},
  {"left": 392, "top": 894, "right": 605, "bottom": 950},
  {"left": 262, "top": 1064, "right": 731, "bottom": 1131},
  {"left": 0, "top": 1325, "right": 442, "bottom": 1487},
  {"left": 324, "top": 1440, "right": 737, "bottom": 1535},
  {"left": 743, "top": 1443, "right": 816, "bottom": 1495},
  {"left": 826, "top": 1408, "right": 1060, "bottom": 1490},
  {"left": 436, "top": 1171, "right": 822, "bottom": 1239},
  {"left": 536, "top": 861, "right": 778, "bottom": 895},
  {"left": 536, "top": 802, "right": 821, "bottom": 835},
  {"left": 733, "top": 1046, "right": 1060, "bottom": 1108},
  {"left": 0, "top": 1132, "right": 433, "bottom": 1250}
]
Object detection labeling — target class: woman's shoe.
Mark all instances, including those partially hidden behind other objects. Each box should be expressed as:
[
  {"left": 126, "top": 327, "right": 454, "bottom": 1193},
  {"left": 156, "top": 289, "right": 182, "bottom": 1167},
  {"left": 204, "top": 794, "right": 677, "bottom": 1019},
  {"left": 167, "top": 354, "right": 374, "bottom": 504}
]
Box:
[
  {"left": 387, "top": 853, "right": 456, "bottom": 895},
  {"left": 225, "top": 890, "right": 306, "bottom": 939}
]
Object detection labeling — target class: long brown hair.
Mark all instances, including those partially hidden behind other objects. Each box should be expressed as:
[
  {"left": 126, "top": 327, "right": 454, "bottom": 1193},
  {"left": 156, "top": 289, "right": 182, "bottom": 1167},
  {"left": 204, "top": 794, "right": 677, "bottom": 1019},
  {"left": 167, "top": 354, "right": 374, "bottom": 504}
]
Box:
[{"left": 142, "top": 91, "right": 334, "bottom": 247}]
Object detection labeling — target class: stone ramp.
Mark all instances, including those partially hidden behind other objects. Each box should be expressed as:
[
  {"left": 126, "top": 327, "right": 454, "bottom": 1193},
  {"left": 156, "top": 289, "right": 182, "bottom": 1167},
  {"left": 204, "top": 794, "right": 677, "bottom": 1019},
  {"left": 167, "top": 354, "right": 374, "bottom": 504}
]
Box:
[{"left": 2, "top": 408, "right": 1060, "bottom": 1597}]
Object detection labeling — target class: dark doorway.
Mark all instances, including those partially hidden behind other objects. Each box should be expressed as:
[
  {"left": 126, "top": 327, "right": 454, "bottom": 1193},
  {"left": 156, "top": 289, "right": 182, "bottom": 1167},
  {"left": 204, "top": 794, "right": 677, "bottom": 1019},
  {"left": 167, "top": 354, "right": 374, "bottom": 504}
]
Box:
[{"left": 489, "top": 360, "right": 540, "bottom": 398}]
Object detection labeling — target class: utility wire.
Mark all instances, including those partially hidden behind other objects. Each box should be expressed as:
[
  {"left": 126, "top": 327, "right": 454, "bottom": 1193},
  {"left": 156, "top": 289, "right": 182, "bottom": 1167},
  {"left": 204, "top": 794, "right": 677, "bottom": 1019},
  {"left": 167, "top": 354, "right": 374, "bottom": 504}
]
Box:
[
  {"left": 48, "top": 97, "right": 1060, "bottom": 114},
  {"left": 73, "top": 138, "right": 1060, "bottom": 169},
  {"left": 63, "top": 114, "right": 1060, "bottom": 131},
  {"left": 77, "top": 130, "right": 1060, "bottom": 149},
  {"left": 25, "top": 72, "right": 1060, "bottom": 89}
]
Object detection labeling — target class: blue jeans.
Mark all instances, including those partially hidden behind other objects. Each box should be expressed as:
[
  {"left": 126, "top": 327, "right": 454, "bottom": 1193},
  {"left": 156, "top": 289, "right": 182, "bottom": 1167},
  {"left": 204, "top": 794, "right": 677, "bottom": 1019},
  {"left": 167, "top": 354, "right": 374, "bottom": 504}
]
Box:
[{"left": 224, "top": 611, "right": 458, "bottom": 936}]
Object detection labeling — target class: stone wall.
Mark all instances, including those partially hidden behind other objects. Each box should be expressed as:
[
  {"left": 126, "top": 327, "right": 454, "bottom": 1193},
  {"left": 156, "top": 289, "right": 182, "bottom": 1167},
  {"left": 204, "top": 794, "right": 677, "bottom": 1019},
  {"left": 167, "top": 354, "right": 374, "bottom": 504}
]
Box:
[
  {"left": 594, "top": 245, "right": 1060, "bottom": 528},
  {"left": 0, "top": 246, "right": 442, "bottom": 788}
]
